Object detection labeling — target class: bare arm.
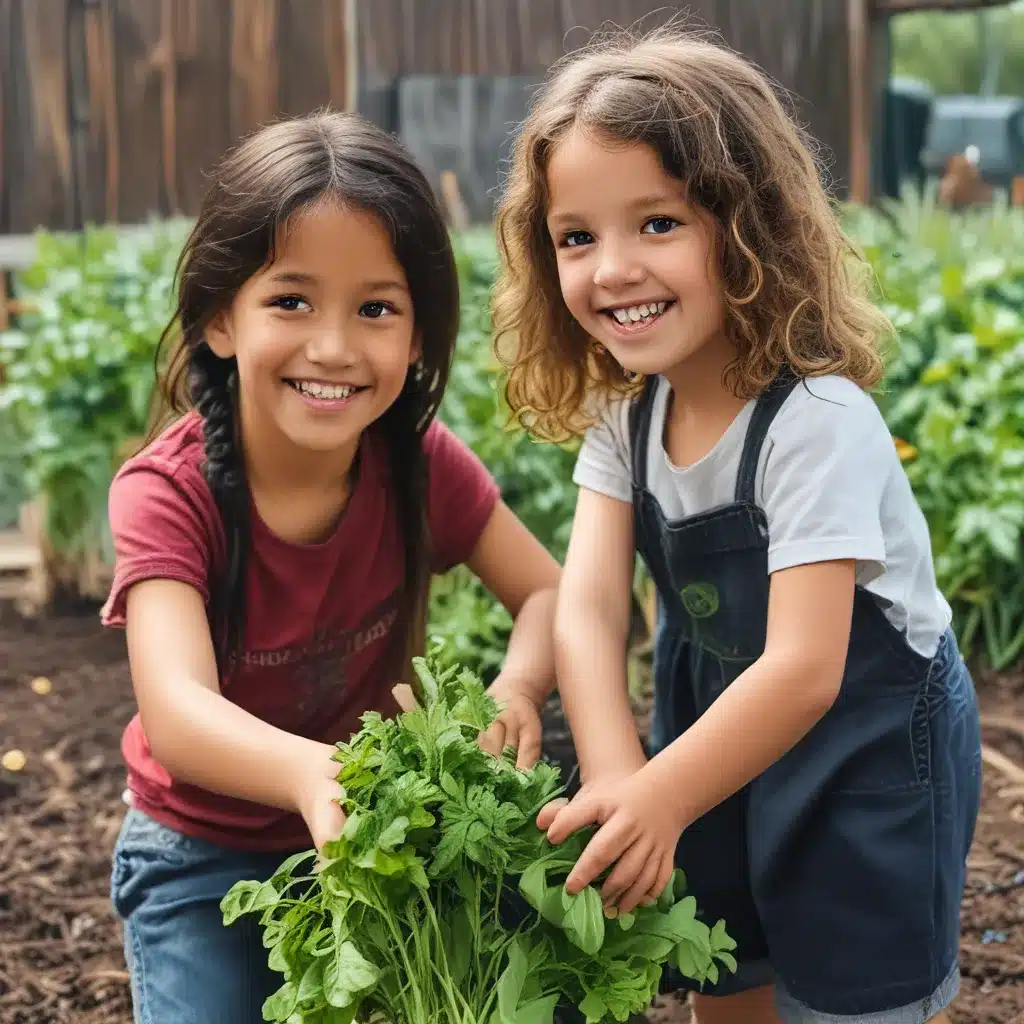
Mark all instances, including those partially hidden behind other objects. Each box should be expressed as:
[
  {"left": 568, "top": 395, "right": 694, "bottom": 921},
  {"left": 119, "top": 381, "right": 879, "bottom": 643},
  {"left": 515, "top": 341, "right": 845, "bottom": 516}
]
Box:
[
  {"left": 467, "top": 499, "right": 562, "bottom": 704},
  {"left": 555, "top": 488, "right": 648, "bottom": 782},
  {"left": 124, "top": 579, "right": 336, "bottom": 820},
  {"left": 645, "top": 559, "right": 855, "bottom": 828}
]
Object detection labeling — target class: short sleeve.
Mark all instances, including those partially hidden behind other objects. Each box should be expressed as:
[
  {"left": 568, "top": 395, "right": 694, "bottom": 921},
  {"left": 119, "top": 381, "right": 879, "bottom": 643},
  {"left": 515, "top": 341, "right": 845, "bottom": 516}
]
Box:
[
  {"left": 761, "top": 384, "right": 894, "bottom": 578},
  {"left": 100, "top": 462, "right": 218, "bottom": 627},
  {"left": 571, "top": 397, "right": 633, "bottom": 504},
  {"left": 425, "top": 419, "right": 501, "bottom": 572}
]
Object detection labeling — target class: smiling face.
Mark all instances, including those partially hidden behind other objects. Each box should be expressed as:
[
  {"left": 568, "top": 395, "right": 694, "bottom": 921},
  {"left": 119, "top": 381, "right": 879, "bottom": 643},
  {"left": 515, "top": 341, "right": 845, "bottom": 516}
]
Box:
[
  {"left": 206, "top": 202, "right": 419, "bottom": 463},
  {"left": 545, "top": 130, "right": 731, "bottom": 380}
]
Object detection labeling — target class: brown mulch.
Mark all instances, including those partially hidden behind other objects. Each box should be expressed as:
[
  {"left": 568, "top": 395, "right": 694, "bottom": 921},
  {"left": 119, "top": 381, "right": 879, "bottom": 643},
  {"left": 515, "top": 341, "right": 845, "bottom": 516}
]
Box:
[{"left": 0, "top": 605, "right": 1022, "bottom": 1024}]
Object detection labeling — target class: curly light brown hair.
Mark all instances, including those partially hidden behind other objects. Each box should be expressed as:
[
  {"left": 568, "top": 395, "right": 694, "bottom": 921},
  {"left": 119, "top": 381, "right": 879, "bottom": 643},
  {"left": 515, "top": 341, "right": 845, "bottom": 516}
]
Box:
[{"left": 493, "top": 22, "right": 891, "bottom": 443}]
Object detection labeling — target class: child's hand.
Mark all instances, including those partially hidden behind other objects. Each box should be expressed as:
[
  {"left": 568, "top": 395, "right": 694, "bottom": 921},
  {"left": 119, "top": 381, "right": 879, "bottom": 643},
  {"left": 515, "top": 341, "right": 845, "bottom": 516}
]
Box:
[
  {"left": 295, "top": 746, "right": 348, "bottom": 852},
  {"left": 478, "top": 675, "right": 545, "bottom": 770},
  {"left": 537, "top": 768, "right": 684, "bottom": 915}
]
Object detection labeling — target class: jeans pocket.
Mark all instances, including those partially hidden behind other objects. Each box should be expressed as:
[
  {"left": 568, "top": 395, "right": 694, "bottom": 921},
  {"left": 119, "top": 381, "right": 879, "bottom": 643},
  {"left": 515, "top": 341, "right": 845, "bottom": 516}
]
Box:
[
  {"left": 115, "top": 808, "right": 218, "bottom": 865},
  {"left": 111, "top": 810, "right": 217, "bottom": 921}
]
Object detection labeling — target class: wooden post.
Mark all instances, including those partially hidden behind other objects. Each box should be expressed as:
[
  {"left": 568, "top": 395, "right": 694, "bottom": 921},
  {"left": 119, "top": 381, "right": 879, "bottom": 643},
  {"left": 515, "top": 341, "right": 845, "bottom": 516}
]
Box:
[
  {"left": 847, "top": 0, "right": 873, "bottom": 204},
  {"left": 344, "top": 0, "right": 359, "bottom": 112}
]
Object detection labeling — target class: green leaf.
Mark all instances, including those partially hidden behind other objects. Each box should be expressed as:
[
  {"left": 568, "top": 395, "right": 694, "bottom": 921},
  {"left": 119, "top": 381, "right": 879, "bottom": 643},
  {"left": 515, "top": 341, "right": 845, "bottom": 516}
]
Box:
[
  {"left": 711, "top": 918, "right": 738, "bottom": 953},
  {"left": 562, "top": 885, "right": 605, "bottom": 955},
  {"left": 262, "top": 981, "right": 300, "bottom": 1022},
  {"left": 497, "top": 937, "right": 528, "bottom": 1022},
  {"left": 298, "top": 957, "right": 326, "bottom": 1002},
  {"left": 578, "top": 991, "right": 608, "bottom": 1023},
  {"left": 323, "top": 941, "right": 380, "bottom": 1009},
  {"left": 376, "top": 815, "right": 410, "bottom": 851},
  {"left": 512, "top": 994, "right": 560, "bottom": 1024},
  {"left": 220, "top": 879, "right": 279, "bottom": 925}
]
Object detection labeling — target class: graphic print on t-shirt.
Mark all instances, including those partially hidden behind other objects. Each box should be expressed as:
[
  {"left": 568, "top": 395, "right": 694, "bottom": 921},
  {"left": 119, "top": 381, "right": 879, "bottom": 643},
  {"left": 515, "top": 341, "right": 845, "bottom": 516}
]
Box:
[{"left": 223, "top": 593, "right": 402, "bottom": 739}]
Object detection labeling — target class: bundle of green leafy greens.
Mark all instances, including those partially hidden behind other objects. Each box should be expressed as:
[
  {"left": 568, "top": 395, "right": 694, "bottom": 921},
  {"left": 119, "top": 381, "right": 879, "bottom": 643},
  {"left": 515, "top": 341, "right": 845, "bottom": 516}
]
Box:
[{"left": 221, "top": 640, "right": 736, "bottom": 1024}]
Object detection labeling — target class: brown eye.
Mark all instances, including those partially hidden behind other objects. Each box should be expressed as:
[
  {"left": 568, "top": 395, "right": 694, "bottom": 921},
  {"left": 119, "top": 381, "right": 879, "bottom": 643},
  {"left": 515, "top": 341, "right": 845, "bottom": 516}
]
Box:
[
  {"left": 271, "top": 295, "right": 310, "bottom": 312},
  {"left": 563, "top": 230, "right": 593, "bottom": 248},
  {"left": 643, "top": 217, "right": 678, "bottom": 235}
]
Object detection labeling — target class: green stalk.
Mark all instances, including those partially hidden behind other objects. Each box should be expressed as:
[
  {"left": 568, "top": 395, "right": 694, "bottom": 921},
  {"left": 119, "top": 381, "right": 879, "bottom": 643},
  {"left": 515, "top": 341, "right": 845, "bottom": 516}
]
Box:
[
  {"left": 373, "top": 886, "right": 425, "bottom": 1024},
  {"left": 420, "top": 895, "right": 475, "bottom": 1022}
]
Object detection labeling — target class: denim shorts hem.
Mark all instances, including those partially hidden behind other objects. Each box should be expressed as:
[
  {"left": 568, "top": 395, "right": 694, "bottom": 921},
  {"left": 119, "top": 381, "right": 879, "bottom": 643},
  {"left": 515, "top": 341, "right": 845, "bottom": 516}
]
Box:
[{"left": 775, "top": 961, "right": 960, "bottom": 1023}]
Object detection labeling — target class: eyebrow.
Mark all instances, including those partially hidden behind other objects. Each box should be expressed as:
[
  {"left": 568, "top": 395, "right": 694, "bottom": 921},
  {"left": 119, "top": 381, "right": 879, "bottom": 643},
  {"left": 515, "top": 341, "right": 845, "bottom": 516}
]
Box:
[
  {"left": 268, "top": 271, "right": 318, "bottom": 285},
  {"left": 547, "top": 192, "right": 684, "bottom": 226},
  {"left": 628, "top": 193, "right": 681, "bottom": 209},
  {"left": 268, "top": 270, "right": 408, "bottom": 292}
]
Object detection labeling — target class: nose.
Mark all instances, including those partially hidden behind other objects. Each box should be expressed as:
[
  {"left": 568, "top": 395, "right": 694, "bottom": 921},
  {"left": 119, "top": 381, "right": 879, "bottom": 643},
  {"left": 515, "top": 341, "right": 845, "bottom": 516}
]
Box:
[
  {"left": 304, "top": 322, "right": 357, "bottom": 366},
  {"left": 592, "top": 238, "right": 645, "bottom": 290}
]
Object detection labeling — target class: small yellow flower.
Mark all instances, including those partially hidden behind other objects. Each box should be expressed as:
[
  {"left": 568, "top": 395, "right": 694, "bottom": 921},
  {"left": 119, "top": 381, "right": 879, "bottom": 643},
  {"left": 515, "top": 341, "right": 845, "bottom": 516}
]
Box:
[
  {"left": 30, "top": 676, "right": 52, "bottom": 695},
  {"left": 893, "top": 437, "right": 917, "bottom": 462},
  {"left": 2, "top": 750, "right": 27, "bottom": 772}
]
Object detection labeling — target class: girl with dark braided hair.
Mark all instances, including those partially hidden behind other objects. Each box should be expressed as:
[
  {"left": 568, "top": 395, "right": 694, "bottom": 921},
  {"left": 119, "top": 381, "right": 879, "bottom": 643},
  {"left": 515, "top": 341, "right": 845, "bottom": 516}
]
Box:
[{"left": 101, "top": 110, "right": 560, "bottom": 1023}]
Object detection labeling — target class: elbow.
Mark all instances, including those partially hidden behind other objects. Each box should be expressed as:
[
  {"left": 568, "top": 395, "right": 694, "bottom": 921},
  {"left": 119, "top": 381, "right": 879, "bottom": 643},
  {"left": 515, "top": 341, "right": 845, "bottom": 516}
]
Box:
[
  {"left": 553, "top": 582, "right": 626, "bottom": 651},
  {"left": 140, "top": 714, "right": 181, "bottom": 777},
  {"left": 136, "top": 692, "right": 193, "bottom": 780},
  {"left": 763, "top": 647, "right": 845, "bottom": 721},
  {"left": 808, "top": 673, "right": 843, "bottom": 719},
  {"left": 504, "top": 569, "right": 561, "bottom": 621},
  {"left": 800, "top": 656, "right": 845, "bottom": 719}
]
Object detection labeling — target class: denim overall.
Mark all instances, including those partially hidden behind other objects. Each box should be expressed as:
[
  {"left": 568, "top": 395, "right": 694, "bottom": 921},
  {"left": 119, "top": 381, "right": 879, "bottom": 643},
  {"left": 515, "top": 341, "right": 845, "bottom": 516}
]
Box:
[{"left": 631, "top": 376, "right": 982, "bottom": 1018}]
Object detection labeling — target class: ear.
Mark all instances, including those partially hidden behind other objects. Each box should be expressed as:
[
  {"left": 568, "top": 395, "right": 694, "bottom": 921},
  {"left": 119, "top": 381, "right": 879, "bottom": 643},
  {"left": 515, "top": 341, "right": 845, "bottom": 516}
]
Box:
[{"left": 205, "top": 310, "right": 236, "bottom": 360}]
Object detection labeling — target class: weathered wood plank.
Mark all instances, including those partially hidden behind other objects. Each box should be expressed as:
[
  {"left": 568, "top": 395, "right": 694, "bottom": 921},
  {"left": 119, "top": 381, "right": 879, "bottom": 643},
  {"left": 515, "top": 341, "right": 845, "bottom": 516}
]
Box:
[
  {"left": 173, "top": 0, "right": 231, "bottom": 214},
  {"left": 229, "top": 0, "right": 279, "bottom": 139},
  {"left": 6, "top": 0, "right": 76, "bottom": 232},
  {"left": 0, "top": 530, "right": 41, "bottom": 572},
  {"left": 112, "top": 0, "right": 166, "bottom": 221},
  {"left": 875, "top": 0, "right": 1011, "bottom": 12}
]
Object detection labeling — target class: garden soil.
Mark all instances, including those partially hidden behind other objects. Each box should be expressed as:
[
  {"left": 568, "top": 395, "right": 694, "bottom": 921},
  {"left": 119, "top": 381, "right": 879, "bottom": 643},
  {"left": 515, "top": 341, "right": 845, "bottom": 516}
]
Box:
[{"left": 0, "top": 604, "right": 1021, "bottom": 1024}]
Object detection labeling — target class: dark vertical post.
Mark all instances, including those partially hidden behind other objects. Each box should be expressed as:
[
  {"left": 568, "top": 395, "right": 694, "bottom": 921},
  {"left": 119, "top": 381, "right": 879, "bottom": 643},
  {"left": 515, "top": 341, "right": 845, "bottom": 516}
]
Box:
[
  {"left": 847, "top": 0, "right": 872, "bottom": 204},
  {"left": 65, "top": 0, "right": 93, "bottom": 231}
]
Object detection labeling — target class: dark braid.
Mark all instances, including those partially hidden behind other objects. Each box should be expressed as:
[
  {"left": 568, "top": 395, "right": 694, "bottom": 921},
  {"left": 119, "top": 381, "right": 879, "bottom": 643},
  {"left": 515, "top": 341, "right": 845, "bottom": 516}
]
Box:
[
  {"left": 189, "top": 345, "right": 249, "bottom": 672},
  {"left": 380, "top": 376, "right": 434, "bottom": 676}
]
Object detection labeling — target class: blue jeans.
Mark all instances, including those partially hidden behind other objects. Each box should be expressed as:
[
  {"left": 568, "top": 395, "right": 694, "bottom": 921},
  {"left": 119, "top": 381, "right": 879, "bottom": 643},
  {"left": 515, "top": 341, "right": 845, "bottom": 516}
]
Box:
[{"left": 111, "top": 807, "right": 303, "bottom": 1024}]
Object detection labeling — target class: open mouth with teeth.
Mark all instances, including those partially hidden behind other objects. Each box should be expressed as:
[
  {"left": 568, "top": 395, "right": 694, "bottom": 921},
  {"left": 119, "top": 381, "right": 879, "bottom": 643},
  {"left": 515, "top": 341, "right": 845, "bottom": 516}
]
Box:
[
  {"left": 603, "top": 300, "right": 674, "bottom": 331},
  {"left": 285, "top": 379, "right": 367, "bottom": 402}
]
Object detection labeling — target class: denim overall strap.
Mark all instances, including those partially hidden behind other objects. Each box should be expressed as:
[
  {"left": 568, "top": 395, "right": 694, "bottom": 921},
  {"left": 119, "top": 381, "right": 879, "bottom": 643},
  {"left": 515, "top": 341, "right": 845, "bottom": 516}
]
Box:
[
  {"left": 628, "top": 375, "right": 659, "bottom": 490},
  {"left": 734, "top": 375, "right": 800, "bottom": 503}
]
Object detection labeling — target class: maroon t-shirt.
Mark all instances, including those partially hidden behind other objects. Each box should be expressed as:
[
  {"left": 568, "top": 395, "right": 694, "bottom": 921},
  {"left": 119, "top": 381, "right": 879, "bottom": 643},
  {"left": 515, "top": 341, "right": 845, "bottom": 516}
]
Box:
[{"left": 101, "top": 409, "right": 500, "bottom": 851}]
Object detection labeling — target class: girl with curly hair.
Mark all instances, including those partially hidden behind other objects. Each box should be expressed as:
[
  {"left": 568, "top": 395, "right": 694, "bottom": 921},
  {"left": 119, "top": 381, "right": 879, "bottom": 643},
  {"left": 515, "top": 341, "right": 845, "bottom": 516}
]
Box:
[{"left": 493, "top": 23, "right": 981, "bottom": 1024}]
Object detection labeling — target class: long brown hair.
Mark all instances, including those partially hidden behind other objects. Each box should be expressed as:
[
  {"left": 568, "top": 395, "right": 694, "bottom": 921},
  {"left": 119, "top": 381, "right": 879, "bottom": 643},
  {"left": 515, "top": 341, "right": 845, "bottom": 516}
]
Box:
[
  {"left": 493, "top": 22, "right": 890, "bottom": 442},
  {"left": 151, "top": 110, "right": 458, "bottom": 673}
]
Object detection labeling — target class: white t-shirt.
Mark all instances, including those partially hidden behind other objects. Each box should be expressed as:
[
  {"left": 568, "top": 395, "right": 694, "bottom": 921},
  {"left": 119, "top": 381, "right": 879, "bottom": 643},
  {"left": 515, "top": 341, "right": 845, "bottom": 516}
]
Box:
[{"left": 572, "top": 374, "right": 951, "bottom": 659}]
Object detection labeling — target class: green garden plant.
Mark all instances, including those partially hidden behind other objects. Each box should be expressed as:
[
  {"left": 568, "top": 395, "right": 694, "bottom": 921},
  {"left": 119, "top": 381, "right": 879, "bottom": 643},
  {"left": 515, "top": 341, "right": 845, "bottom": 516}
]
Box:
[
  {"left": 2, "top": 197, "right": 1022, "bottom": 669},
  {"left": 220, "top": 641, "right": 737, "bottom": 1024}
]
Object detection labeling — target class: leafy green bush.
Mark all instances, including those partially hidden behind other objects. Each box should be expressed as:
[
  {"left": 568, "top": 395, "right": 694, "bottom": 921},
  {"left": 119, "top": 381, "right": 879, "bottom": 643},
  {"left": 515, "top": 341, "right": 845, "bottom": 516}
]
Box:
[
  {"left": 848, "top": 190, "right": 1024, "bottom": 669},
  {"left": 0, "top": 223, "right": 189, "bottom": 563},
  {"left": 0, "top": 406, "right": 27, "bottom": 529},
  {"left": 4, "top": 201, "right": 1023, "bottom": 671}
]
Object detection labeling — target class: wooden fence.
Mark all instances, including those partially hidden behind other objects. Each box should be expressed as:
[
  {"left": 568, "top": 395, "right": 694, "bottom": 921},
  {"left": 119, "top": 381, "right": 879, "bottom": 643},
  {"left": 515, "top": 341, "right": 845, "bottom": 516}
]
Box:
[
  {"left": 0, "top": 0, "right": 354, "bottom": 234},
  {"left": 0, "top": 0, "right": 853, "bottom": 237}
]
